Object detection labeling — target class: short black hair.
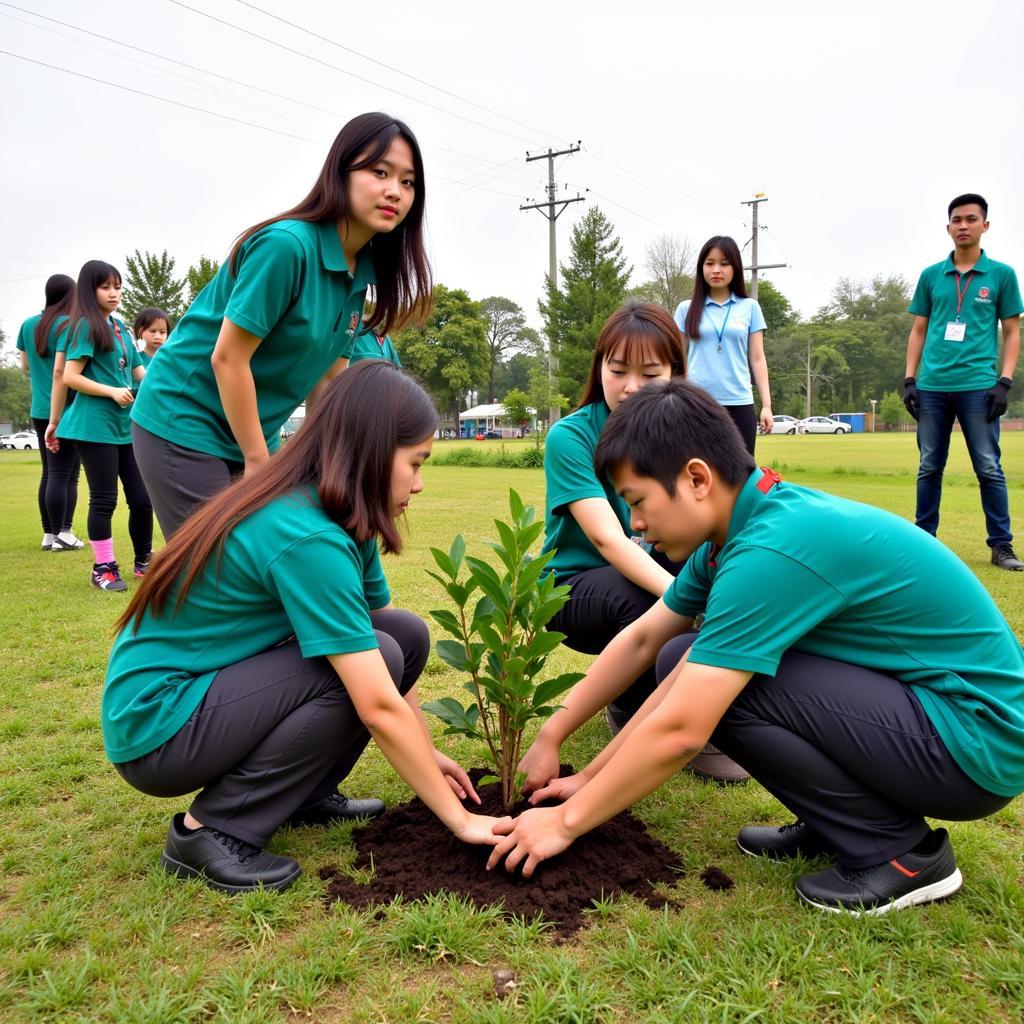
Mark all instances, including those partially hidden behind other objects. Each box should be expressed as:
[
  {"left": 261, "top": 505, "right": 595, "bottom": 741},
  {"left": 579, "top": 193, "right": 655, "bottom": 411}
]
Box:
[
  {"left": 594, "top": 378, "right": 756, "bottom": 494},
  {"left": 948, "top": 193, "right": 988, "bottom": 219}
]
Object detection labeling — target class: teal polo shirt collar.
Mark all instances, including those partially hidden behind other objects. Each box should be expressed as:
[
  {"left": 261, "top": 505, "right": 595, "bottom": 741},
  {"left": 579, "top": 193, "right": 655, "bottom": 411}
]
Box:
[
  {"left": 941, "top": 249, "right": 991, "bottom": 276},
  {"left": 703, "top": 468, "right": 781, "bottom": 568},
  {"left": 315, "top": 220, "right": 374, "bottom": 285}
]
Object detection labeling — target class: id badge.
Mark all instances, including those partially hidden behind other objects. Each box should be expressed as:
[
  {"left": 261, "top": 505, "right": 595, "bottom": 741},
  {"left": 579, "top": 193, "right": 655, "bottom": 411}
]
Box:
[{"left": 944, "top": 321, "right": 966, "bottom": 342}]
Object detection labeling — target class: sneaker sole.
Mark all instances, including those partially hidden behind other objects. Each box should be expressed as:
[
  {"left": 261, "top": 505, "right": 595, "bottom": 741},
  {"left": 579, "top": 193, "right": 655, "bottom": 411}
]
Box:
[
  {"left": 796, "top": 867, "right": 963, "bottom": 916},
  {"left": 159, "top": 852, "right": 302, "bottom": 893}
]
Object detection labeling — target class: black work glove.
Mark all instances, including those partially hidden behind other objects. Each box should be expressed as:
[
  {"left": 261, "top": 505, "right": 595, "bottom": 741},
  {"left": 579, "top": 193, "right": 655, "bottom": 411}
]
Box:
[
  {"left": 985, "top": 377, "right": 1012, "bottom": 422},
  {"left": 902, "top": 377, "right": 920, "bottom": 420}
]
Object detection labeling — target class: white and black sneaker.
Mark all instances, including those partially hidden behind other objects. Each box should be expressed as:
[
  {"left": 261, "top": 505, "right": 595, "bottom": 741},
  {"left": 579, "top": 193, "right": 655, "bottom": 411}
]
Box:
[
  {"left": 52, "top": 531, "right": 85, "bottom": 551},
  {"left": 795, "top": 828, "right": 962, "bottom": 915},
  {"left": 91, "top": 562, "right": 128, "bottom": 592}
]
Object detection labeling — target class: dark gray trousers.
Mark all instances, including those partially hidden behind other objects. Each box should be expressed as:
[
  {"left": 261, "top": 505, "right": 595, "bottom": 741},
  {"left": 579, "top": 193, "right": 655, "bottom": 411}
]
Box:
[
  {"left": 116, "top": 609, "right": 430, "bottom": 847},
  {"left": 132, "top": 422, "right": 244, "bottom": 538},
  {"left": 657, "top": 634, "right": 1011, "bottom": 868}
]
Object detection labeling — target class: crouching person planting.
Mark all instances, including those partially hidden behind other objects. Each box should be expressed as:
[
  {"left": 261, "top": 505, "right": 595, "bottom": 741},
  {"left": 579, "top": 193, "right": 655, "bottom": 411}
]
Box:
[
  {"left": 489, "top": 378, "right": 1024, "bottom": 916},
  {"left": 104, "top": 362, "right": 504, "bottom": 893}
]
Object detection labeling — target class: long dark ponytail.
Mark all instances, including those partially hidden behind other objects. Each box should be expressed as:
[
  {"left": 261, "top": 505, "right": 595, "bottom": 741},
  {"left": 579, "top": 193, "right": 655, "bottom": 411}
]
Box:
[
  {"left": 34, "top": 274, "right": 75, "bottom": 357},
  {"left": 229, "top": 112, "right": 431, "bottom": 335},
  {"left": 684, "top": 236, "right": 748, "bottom": 341}
]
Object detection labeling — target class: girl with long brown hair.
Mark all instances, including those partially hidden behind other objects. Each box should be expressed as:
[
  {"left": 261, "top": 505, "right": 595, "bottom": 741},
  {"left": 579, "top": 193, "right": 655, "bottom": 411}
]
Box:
[
  {"left": 105, "top": 362, "right": 501, "bottom": 893},
  {"left": 131, "top": 111, "right": 432, "bottom": 537}
]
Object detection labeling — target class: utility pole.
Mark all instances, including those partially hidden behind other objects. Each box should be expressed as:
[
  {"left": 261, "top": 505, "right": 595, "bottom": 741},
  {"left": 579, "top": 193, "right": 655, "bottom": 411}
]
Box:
[
  {"left": 521, "top": 144, "right": 584, "bottom": 424},
  {"left": 741, "top": 193, "right": 786, "bottom": 300}
]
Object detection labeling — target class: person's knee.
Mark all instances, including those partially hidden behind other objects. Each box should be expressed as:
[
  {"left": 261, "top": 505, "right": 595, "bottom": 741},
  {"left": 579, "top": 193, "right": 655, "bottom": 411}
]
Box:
[{"left": 372, "top": 609, "right": 429, "bottom": 694}]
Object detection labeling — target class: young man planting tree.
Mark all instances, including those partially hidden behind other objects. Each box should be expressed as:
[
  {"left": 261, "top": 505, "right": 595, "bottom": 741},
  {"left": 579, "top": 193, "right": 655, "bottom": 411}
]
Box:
[
  {"left": 488, "top": 379, "right": 1024, "bottom": 915},
  {"left": 904, "top": 193, "right": 1024, "bottom": 570}
]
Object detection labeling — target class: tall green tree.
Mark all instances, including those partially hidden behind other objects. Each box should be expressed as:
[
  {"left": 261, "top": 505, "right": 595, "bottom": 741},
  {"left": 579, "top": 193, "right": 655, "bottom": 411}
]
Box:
[
  {"left": 121, "top": 250, "right": 186, "bottom": 326},
  {"left": 540, "top": 207, "right": 632, "bottom": 406},
  {"left": 0, "top": 366, "right": 32, "bottom": 429},
  {"left": 755, "top": 278, "right": 798, "bottom": 335},
  {"left": 393, "top": 284, "right": 489, "bottom": 424},
  {"left": 186, "top": 255, "right": 220, "bottom": 307},
  {"left": 479, "top": 296, "right": 529, "bottom": 402}
]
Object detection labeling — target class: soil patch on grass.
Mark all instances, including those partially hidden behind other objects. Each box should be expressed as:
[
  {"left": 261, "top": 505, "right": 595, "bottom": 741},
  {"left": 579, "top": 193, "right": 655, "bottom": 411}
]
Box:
[{"left": 320, "top": 769, "right": 685, "bottom": 937}]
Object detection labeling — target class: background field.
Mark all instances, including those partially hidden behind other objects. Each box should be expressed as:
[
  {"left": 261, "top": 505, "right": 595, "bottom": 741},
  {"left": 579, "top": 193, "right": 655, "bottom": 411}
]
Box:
[{"left": 0, "top": 433, "right": 1021, "bottom": 1023}]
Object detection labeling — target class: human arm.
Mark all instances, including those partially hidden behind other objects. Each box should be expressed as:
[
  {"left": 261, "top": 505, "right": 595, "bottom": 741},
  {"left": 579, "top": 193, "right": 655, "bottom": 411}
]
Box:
[
  {"left": 518, "top": 600, "right": 693, "bottom": 794},
  {"left": 985, "top": 316, "right": 1021, "bottom": 421},
  {"left": 132, "top": 364, "right": 146, "bottom": 384},
  {"left": 304, "top": 354, "right": 349, "bottom": 413},
  {"left": 328, "top": 649, "right": 501, "bottom": 843},
  {"left": 45, "top": 352, "right": 68, "bottom": 451},
  {"left": 748, "top": 330, "right": 773, "bottom": 433},
  {"left": 569, "top": 497, "right": 675, "bottom": 596},
  {"left": 63, "top": 358, "right": 134, "bottom": 407},
  {"left": 20, "top": 351, "right": 28, "bottom": 373},
  {"left": 210, "top": 317, "right": 270, "bottom": 473},
  {"left": 489, "top": 660, "right": 751, "bottom": 876}
]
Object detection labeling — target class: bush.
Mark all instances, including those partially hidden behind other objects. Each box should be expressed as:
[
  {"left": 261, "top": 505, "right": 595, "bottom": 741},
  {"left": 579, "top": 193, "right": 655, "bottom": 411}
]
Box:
[{"left": 431, "top": 446, "right": 546, "bottom": 469}]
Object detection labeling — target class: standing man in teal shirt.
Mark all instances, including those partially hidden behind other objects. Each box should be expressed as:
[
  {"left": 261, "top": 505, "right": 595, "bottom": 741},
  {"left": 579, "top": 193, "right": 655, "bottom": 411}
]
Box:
[{"left": 903, "top": 193, "right": 1024, "bottom": 570}]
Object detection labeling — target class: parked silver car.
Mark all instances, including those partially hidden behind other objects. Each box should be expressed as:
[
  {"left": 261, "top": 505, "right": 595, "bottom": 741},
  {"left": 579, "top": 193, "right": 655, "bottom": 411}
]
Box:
[
  {"left": 797, "top": 416, "right": 851, "bottom": 434},
  {"left": 1, "top": 431, "right": 39, "bottom": 450}
]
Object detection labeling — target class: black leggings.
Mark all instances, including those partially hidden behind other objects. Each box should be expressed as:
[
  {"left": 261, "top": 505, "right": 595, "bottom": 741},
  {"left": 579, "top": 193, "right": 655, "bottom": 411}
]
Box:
[
  {"left": 32, "top": 417, "right": 80, "bottom": 534},
  {"left": 75, "top": 440, "right": 153, "bottom": 560},
  {"left": 116, "top": 609, "right": 430, "bottom": 847},
  {"left": 656, "top": 634, "right": 1011, "bottom": 867},
  {"left": 723, "top": 404, "right": 758, "bottom": 456}
]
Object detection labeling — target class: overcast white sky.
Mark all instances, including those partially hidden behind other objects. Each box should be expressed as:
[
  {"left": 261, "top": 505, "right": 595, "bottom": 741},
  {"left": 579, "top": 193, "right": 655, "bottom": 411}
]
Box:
[{"left": 2, "top": 0, "right": 1023, "bottom": 350}]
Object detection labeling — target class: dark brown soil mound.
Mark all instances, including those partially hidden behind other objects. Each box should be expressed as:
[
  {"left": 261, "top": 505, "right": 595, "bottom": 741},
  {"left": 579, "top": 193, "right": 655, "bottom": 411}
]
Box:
[{"left": 320, "top": 769, "right": 685, "bottom": 936}]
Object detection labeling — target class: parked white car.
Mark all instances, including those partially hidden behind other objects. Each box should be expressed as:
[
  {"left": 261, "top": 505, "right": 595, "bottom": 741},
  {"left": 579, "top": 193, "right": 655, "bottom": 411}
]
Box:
[
  {"left": 766, "top": 415, "right": 801, "bottom": 435},
  {"left": 1, "top": 431, "right": 39, "bottom": 450},
  {"left": 797, "top": 416, "right": 852, "bottom": 435}
]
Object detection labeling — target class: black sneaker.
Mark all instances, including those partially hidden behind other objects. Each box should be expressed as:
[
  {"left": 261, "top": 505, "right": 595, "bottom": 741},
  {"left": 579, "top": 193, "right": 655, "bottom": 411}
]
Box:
[
  {"left": 991, "top": 544, "right": 1024, "bottom": 571},
  {"left": 604, "top": 703, "right": 629, "bottom": 736},
  {"left": 285, "top": 791, "right": 385, "bottom": 828},
  {"left": 160, "top": 814, "right": 301, "bottom": 893},
  {"left": 91, "top": 562, "right": 128, "bottom": 592},
  {"left": 737, "top": 820, "right": 836, "bottom": 860},
  {"left": 795, "top": 828, "right": 962, "bottom": 915},
  {"left": 134, "top": 555, "right": 151, "bottom": 578},
  {"left": 687, "top": 742, "right": 750, "bottom": 784}
]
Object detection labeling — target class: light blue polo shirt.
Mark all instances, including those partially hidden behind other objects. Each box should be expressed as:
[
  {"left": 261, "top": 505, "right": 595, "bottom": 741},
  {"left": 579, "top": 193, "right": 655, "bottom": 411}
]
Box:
[
  {"left": 674, "top": 295, "right": 767, "bottom": 405},
  {"left": 663, "top": 469, "right": 1024, "bottom": 798}
]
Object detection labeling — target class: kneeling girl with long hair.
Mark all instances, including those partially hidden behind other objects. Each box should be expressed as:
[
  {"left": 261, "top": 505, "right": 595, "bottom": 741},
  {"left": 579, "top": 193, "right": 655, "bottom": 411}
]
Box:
[{"left": 105, "top": 361, "right": 502, "bottom": 893}]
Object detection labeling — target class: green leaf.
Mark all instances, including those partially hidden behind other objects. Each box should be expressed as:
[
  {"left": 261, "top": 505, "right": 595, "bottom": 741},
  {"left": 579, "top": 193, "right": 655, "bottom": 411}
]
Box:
[
  {"left": 429, "top": 609, "right": 464, "bottom": 639},
  {"left": 435, "top": 639, "right": 469, "bottom": 671},
  {"left": 449, "top": 535, "right": 466, "bottom": 572},
  {"left": 523, "top": 631, "right": 565, "bottom": 662},
  {"left": 519, "top": 519, "right": 544, "bottom": 552},
  {"left": 446, "top": 581, "right": 471, "bottom": 607},
  {"left": 509, "top": 489, "right": 525, "bottom": 523},
  {"left": 421, "top": 697, "right": 481, "bottom": 737},
  {"left": 429, "top": 547, "right": 456, "bottom": 579},
  {"left": 494, "top": 519, "right": 518, "bottom": 561},
  {"left": 532, "top": 672, "right": 586, "bottom": 708},
  {"left": 477, "top": 775, "right": 499, "bottom": 787},
  {"left": 487, "top": 541, "right": 517, "bottom": 576}
]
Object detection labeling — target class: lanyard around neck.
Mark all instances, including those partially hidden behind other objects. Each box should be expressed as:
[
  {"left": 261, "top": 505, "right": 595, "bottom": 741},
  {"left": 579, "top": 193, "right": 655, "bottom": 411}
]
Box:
[
  {"left": 706, "top": 300, "right": 733, "bottom": 352},
  {"left": 953, "top": 272, "right": 974, "bottom": 321}
]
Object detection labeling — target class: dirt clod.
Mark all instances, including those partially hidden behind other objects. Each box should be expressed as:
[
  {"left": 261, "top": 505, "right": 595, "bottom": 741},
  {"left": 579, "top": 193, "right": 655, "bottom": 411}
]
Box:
[
  {"left": 492, "top": 969, "right": 517, "bottom": 999},
  {"left": 700, "top": 865, "right": 735, "bottom": 891}
]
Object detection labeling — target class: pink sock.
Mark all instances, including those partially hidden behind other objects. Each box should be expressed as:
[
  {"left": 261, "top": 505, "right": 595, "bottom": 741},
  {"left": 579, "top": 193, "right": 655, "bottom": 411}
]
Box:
[{"left": 91, "top": 538, "right": 115, "bottom": 564}]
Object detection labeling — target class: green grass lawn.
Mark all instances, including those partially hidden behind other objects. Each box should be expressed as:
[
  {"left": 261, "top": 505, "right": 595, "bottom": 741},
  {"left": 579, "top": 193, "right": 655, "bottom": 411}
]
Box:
[{"left": 1, "top": 434, "right": 1022, "bottom": 1023}]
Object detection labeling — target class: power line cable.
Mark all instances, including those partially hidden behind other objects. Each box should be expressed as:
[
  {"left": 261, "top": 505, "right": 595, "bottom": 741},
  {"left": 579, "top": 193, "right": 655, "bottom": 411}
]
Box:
[
  {"left": 230, "top": 0, "right": 567, "bottom": 143},
  {"left": 0, "top": 0, "right": 540, "bottom": 185},
  {"left": 167, "top": 0, "right": 544, "bottom": 147}
]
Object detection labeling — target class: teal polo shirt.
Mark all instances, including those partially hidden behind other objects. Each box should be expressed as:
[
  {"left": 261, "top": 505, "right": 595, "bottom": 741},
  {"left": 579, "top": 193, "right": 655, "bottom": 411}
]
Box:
[
  {"left": 909, "top": 250, "right": 1023, "bottom": 391},
  {"left": 16, "top": 313, "right": 69, "bottom": 419},
  {"left": 348, "top": 328, "right": 402, "bottom": 367},
  {"left": 663, "top": 469, "right": 1024, "bottom": 797},
  {"left": 132, "top": 219, "right": 374, "bottom": 461},
  {"left": 674, "top": 295, "right": 767, "bottom": 405},
  {"left": 57, "top": 317, "right": 141, "bottom": 445},
  {"left": 102, "top": 488, "right": 391, "bottom": 763},
  {"left": 138, "top": 349, "right": 154, "bottom": 368},
  {"left": 540, "top": 401, "right": 635, "bottom": 580}
]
